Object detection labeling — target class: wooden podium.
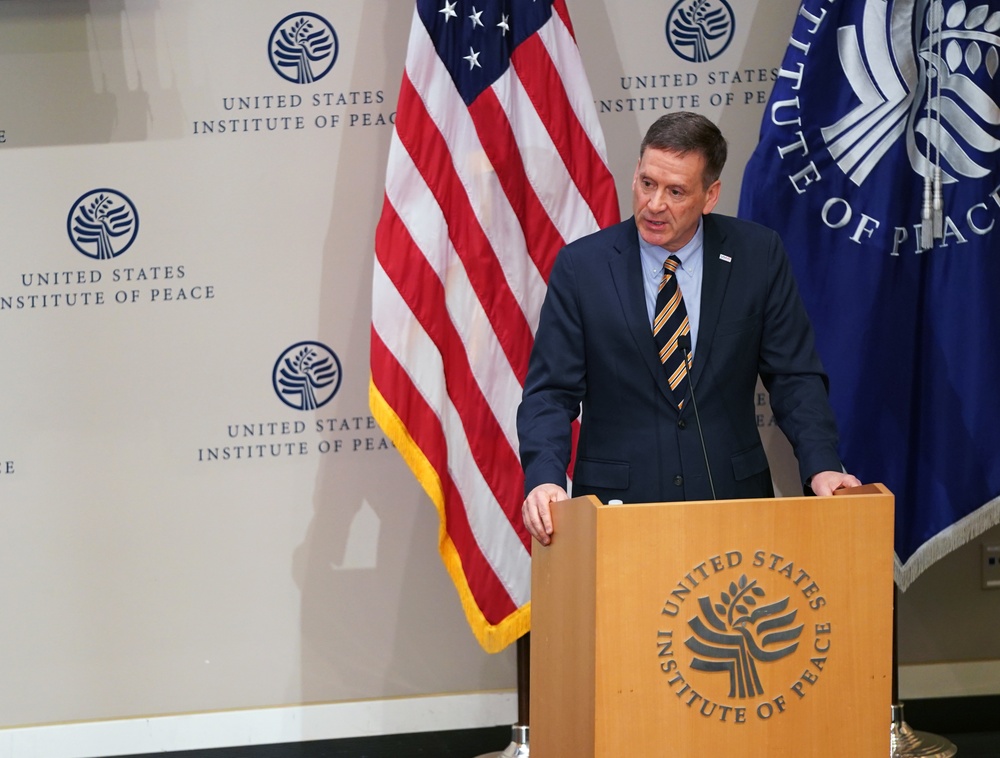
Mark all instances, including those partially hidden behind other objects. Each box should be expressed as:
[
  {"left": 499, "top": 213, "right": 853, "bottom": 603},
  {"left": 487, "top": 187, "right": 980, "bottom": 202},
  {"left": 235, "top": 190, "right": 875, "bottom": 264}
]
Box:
[{"left": 530, "top": 484, "right": 894, "bottom": 757}]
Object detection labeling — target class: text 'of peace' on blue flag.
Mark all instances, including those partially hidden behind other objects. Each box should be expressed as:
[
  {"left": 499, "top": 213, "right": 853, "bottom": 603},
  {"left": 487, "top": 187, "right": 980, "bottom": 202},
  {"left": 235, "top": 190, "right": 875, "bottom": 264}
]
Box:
[{"left": 739, "top": 0, "right": 1000, "bottom": 589}]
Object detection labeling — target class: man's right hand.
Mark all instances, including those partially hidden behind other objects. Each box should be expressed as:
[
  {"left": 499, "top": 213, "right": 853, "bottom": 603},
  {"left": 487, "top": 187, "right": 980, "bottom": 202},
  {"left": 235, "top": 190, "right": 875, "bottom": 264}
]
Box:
[{"left": 522, "top": 483, "right": 569, "bottom": 546}]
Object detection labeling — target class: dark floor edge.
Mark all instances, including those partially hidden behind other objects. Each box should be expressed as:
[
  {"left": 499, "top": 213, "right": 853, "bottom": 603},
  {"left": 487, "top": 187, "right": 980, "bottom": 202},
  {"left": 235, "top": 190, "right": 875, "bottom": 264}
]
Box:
[
  {"left": 900, "top": 693, "right": 1000, "bottom": 735},
  {"left": 114, "top": 725, "right": 512, "bottom": 758},
  {"left": 111, "top": 695, "right": 999, "bottom": 758}
]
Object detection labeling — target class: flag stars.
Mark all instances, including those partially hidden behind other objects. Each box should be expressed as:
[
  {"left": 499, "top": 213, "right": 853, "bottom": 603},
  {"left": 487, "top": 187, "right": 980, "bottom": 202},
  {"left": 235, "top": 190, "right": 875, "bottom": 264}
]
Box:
[
  {"left": 469, "top": 6, "right": 484, "bottom": 28},
  {"left": 497, "top": 13, "right": 510, "bottom": 33},
  {"left": 439, "top": 0, "right": 457, "bottom": 21},
  {"left": 463, "top": 46, "right": 482, "bottom": 69}
]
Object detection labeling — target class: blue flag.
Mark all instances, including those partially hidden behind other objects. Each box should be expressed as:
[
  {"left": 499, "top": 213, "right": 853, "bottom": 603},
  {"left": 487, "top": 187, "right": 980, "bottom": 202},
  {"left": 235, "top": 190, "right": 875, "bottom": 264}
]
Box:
[{"left": 739, "top": 0, "right": 1000, "bottom": 588}]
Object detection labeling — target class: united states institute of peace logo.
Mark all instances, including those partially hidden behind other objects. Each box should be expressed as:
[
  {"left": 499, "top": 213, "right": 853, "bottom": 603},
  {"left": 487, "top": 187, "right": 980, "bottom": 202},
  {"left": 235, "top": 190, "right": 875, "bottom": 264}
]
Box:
[
  {"left": 825, "top": 0, "right": 1000, "bottom": 190},
  {"left": 825, "top": 0, "right": 1000, "bottom": 248},
  {"left": 268, "top": 12, "right": 339, "bottom": 84},
  {"left": 665, "top": 0, "right": 735, "bottom": 63},
  {"left": 656, "top": 551, "right": 832, "bottom": 723},
  {"left": 67, "top": 189, "right": 139, "bottom": 260},
  {"left": 686, "top": 574, "right": 801, "bottom": 699},
  {"left": 273, "top": 341, "right": 342, "bottom": 411},
  {"left": 743, "top": 0, "right": 1000, "bottom": 256}
]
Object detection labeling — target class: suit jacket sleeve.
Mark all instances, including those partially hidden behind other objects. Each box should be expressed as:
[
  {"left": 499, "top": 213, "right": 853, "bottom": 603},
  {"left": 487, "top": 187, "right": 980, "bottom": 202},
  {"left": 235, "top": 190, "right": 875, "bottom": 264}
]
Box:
[
  {"left": 757, "top": 228, "right": 843, "bottom": 484},
  {"left": 516, "top": 245, "right": 585, "bottom": 494}
]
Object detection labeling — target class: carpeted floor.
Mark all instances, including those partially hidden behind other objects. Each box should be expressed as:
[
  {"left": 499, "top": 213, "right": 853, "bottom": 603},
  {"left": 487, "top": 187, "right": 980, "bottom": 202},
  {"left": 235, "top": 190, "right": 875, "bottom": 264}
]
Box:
[{"left": 943, "top": 732, "right": 1000, "bottom": 757}]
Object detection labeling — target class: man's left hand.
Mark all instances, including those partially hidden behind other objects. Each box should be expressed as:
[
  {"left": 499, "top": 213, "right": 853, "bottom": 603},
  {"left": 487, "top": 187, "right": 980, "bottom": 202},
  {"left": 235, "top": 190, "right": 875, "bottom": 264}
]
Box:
[{"left": 809, "top": 470, "right": 862, "bottom": 496}]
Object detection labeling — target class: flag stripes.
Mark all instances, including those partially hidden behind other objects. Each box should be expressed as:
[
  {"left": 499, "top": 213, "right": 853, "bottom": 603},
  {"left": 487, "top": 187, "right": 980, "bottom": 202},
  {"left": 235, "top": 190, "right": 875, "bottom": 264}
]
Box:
[
  {"left": 374, "top": 202, "right": 527, "bottom": 550},
  {"left": 369, "top": 334, "right": 523, "bottom": 622},
  {"left": 370, "top": 267, "right": 530, "bottom": 602},
  {"left": 394, "top": 75, "right": 537, "bottom": 380},
  {"left": 513, "top": 32, "right": 617, "bottom": 238},
  {"left": 371, "top": 0, "right": 618, "bottom": 652}
]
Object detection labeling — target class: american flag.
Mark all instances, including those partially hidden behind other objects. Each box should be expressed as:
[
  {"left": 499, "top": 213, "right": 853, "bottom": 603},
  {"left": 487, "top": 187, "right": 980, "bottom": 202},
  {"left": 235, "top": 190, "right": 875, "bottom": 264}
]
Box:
[{"left": 370, "top": 0, "right": 618, "bottom": 652}]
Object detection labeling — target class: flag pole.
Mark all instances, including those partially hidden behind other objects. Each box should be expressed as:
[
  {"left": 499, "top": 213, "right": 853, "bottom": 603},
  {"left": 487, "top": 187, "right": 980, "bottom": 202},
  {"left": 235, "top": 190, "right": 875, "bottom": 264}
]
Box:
[{"left": 476, "top": 634, "right": 530, "bottom": 757}]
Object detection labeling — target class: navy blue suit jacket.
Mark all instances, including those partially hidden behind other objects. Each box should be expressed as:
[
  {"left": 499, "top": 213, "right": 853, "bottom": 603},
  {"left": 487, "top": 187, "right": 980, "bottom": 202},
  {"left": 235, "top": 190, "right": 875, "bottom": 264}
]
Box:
[{"left": 517, "top": 214, "right": 843, "bottom": 504}]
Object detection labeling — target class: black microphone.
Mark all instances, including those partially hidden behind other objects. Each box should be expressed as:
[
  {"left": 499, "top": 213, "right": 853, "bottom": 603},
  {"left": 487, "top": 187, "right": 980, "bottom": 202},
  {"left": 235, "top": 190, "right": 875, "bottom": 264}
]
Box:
[{"left": 678, "top": 334, "right": 717, "bottom": 500}]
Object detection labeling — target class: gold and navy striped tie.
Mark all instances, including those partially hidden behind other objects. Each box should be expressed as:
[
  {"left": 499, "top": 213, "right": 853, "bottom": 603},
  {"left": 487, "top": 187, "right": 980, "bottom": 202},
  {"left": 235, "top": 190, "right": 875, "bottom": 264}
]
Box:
[{"left": 653, "top": 255, "right": 691, "bottom": 407}]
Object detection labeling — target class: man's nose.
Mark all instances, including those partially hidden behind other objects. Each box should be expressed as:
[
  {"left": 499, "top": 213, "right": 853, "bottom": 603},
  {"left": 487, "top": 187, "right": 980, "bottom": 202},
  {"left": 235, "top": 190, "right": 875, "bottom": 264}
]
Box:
[{"left": 648, "top": 190, "right": 669, "bottom": 212}]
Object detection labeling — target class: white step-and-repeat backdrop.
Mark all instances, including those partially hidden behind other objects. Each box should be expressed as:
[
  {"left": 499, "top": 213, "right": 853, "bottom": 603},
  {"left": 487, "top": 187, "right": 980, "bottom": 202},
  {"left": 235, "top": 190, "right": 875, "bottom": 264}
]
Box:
[{"left": 0, "top": 0, "right": 801, "bottom": 751}]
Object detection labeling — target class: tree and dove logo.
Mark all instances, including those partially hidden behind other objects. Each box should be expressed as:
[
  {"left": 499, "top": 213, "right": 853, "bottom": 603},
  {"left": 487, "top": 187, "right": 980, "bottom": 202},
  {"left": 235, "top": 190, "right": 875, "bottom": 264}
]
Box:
[
  {"left": 685, "top": 574, "right": 803, "bottom": 699},
  {"left": 273, "top": 342, "right": 342, "bottom": 411},
  {"left": 67, "top": 189, "right": 139, "bottom": 260},
  {"left": 666, "top": 0, "right": 735, "bottom": 63},
  {"left": 825, "top": 0, "right": 1000, "bottom": 190},
  {"left": 268, "top": 12, "right": 339, "bottom": 84}
]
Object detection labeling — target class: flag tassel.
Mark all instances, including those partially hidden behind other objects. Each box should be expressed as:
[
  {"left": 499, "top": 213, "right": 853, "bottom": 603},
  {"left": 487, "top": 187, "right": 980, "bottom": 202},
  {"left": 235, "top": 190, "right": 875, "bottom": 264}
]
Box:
[
  {"left": 932, "top": 167, "right": 943, "bottom": 240},
  {"left": 920, "top": 174, "right": 933, "bottom": 251}
]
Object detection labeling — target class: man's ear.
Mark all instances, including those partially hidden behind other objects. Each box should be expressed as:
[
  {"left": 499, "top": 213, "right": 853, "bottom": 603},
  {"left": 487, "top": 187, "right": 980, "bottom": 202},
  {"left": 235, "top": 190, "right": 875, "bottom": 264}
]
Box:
[{"left": 702, "top": 179, "right": 721, "bottom": 215}]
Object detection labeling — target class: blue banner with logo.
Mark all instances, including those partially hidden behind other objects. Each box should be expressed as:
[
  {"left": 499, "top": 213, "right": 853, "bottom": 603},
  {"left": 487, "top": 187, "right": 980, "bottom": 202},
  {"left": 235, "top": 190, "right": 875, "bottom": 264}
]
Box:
[{"left": 739, "top": 0, "right": 1000, "bottom": 588}]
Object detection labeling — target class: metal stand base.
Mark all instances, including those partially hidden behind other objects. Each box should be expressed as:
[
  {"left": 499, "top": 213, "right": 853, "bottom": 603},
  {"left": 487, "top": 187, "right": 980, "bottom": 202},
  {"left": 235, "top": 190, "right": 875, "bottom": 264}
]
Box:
[
  {"left": 480, "top": 704, "right": 961, "bottom": 757},
  {"left": 474, "top": 725, "right": 528, "bottom": 758},
  {"left": 891, "top": 704, "right": 957, "bottom": 757}
]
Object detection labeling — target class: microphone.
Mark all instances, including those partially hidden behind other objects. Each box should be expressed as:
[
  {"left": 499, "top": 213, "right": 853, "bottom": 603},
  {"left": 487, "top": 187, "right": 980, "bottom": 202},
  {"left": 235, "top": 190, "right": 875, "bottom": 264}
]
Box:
[{"left": 678, "top": 335, "right": 717, "bottom": 500}]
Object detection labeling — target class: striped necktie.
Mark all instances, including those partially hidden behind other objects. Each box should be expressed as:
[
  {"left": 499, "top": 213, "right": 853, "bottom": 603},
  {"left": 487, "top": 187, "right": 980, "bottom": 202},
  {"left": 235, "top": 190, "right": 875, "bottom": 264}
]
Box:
[{"left": 653, "top": 255, "right": 691, "bottom": 407}]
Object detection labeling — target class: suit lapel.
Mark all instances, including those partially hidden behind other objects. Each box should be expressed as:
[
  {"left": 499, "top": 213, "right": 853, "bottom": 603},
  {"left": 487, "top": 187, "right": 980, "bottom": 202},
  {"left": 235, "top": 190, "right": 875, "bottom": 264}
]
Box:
[
  {"left": 694, "top": 214, "right": 732, "bottom": 388},
  {"left": 609, "top": 219, "right": 677, "bottom": 407}
]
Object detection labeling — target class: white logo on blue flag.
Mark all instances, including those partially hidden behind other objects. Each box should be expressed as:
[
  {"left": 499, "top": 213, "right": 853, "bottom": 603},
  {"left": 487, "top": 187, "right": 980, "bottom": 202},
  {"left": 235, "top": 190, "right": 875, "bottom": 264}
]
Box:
[{"left": 740, "top": 0, "right": 1000, "bottom": 588}]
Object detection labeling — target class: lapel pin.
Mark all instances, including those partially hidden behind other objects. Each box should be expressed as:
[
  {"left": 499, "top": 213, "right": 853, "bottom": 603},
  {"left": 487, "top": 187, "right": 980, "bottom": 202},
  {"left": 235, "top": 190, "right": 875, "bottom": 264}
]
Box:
[{"left": 719, "top": 254, "right": 732, "bottom": 263}]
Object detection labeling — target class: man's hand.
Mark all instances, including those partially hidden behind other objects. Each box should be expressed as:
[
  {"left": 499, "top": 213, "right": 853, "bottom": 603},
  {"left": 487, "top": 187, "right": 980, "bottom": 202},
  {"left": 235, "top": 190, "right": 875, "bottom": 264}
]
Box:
[
  {"left": 522, "top": 483, "right": 569, "bottom": 546},
  {"left": 809, "top": 470, "right": 862, "bottom": 496}
]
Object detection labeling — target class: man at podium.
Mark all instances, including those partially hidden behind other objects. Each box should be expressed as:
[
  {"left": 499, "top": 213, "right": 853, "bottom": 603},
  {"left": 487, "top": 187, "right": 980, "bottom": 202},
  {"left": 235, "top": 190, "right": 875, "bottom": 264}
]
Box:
[{"left": 517, "top": 112, "right": 859, "bottom": 546}]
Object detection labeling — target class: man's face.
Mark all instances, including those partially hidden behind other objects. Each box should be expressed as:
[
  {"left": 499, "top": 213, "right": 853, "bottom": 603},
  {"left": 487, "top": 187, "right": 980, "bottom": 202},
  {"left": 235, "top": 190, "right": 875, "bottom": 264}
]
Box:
[{"left": 632, "top": 147, "right": 721, "bottom": 252}]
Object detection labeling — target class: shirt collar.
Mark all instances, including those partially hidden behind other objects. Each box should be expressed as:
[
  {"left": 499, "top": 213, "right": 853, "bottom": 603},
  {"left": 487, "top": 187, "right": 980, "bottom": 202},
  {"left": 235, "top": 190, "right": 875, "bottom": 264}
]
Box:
[{"left": 638, "top": 216, "right": 704, "bottom": 277}]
